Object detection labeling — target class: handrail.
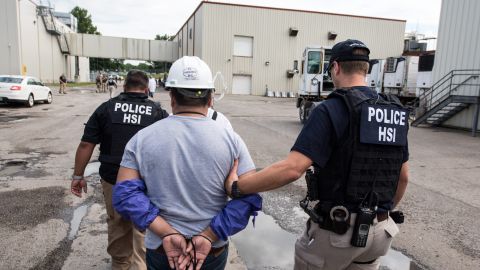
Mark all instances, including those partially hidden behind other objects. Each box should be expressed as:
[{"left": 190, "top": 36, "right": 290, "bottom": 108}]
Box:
[
  {"left": 426, "top": 74, "right": 479, "bottom": 110},
  {"left": 418, "top": 69, "right": 480, "bottom": 102},
  {"left": 414, "top": 69, "right": 480, "bottom": 124}
]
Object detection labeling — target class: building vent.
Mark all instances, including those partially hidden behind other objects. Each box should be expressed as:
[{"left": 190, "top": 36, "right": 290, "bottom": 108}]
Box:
[
  {"left": 328, "top": 31, "right": 337, "bottom": 40},
  {"left": 289, "top": 27, "right": 299, "bottom": 37}
]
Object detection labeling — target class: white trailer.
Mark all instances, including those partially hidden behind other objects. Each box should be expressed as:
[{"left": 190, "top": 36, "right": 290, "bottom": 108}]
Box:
[
  {"left": 416, "top": 52, "right": 435, "bottom": 96},
  {"left": 296, "top": 46, "right": 333, "bottom": 123},
  {"left": 383, "top": 56, "right": 419, "bottom": 103},
  {"left": 366, "top": 59, "right": 385, "bottom": 93}
]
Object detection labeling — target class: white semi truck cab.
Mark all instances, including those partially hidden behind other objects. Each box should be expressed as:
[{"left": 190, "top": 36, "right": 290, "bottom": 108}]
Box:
[{"left": 296, "top": 46, "right": 333, "bottom": 123}]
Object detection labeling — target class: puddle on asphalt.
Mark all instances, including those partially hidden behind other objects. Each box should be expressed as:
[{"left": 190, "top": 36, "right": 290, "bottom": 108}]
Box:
[
  {"left": 232, "top": 212, "right": 296, "bottom": 269},
  {"left": 84, "top": 161, "right": 100, "bottom": 177},
  {"left": 68, "top": 205, "right": 88, "bottom": 240},
  {"left": 232, "top": 212, "right": 413, "bottom": 270},
  {"left": 380, "top": 249, "right": 412, "bottom": 270},
  {"left": 0, "top": 114, "right": 29, "bottom": 123},
  {"left": 0, "top": 160, "right": 28, "bottom": 176}
]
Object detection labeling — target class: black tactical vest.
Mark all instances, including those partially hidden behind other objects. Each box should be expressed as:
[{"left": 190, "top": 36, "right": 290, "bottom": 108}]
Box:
[
  {"left": 98, "top": 93, "right": 165, "bottom": 166},
  {"left": 315, "top": 88, "right": 408, "bottom": 209}
]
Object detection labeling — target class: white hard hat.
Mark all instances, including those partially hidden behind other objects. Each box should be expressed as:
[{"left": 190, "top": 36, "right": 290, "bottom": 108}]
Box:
[{"left": 166, "top": 56, "right": 214, "bottom": 90}]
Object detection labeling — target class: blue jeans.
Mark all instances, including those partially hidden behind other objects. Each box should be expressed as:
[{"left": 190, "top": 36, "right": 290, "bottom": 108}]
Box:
[{"left": 146, "top": 244, "right": 228, "bottom": 270}]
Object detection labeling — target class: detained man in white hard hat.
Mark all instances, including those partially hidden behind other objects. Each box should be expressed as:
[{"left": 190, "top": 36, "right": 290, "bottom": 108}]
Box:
[{"left": 112, "top": 56, "right": 261, "bottom": 270}]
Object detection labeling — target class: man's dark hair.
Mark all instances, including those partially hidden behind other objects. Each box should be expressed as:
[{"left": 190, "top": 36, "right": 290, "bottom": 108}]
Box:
[
  {"left": 124, "top": 70, "right": 149, "bottom": 91},
  {"left": 171, "top": 89, "right": 212, "bottom": 107},
  {"left": 338, "top": 48, "right": 370, "bottom": 76}
]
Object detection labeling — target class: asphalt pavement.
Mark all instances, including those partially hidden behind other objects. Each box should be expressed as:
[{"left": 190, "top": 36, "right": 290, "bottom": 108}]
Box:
[{"left": 0, "top": 85, "right": 479, "bottom": 269}]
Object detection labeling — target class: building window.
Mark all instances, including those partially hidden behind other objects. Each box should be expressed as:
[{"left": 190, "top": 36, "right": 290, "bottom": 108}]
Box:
[
  {"left": 179, "top": 39, "right": 182, "bottom": 48},
  {"left": 189, "top": 28, "right": 193, "bottom": 39},
  {"left": 233, "top": 36, "right": 253, "bottom": 57},
  {"left": 385, "top": 57, "right": 398, "bottom": 73},
  {"left": 293, "top": 60, "right": 298, "bottom": 71}
]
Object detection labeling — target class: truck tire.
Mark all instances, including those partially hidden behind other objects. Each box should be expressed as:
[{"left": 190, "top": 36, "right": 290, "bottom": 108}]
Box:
[{"left": 299, "top": 100, "right": 312, "bottom": 124}]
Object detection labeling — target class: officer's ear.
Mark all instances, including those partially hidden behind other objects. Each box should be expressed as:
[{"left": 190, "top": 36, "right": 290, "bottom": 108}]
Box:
[{"left": 333, "top": 61, "right": 341, "bottom": 76}]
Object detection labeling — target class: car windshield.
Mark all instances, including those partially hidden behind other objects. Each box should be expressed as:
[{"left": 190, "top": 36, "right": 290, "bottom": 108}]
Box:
[{"left": 0, "top": 77, "right": 23, "bottom": 84}]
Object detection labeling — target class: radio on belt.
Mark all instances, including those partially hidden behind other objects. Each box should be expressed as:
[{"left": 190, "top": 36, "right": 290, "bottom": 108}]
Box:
[{"left": 359, "top": 103, "right": 408, "bottom": 146}]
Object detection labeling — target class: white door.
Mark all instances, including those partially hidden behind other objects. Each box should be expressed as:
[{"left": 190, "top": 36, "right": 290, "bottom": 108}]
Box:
[
  {"left": 26, "top": 78, "right": 39, "bottom": 99},
  {"left": 232, "top": 75, "right": 252, "bottom": 95},
  {"left": 34, "top": 78, "right": 48, "bottom": 99}
]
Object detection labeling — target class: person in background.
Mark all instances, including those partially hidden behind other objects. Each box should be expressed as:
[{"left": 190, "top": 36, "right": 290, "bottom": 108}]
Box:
[
  {"left": 59, "top": 74, "right": 67, "bottom": 94},
  {"left": 148, "top": 76, "right": 157, "bottom": 98}
]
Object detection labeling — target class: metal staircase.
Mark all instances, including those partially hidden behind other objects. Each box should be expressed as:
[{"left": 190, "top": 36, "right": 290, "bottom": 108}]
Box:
[
  {"left": 37, "top": 4, "right": 70, "bottom": 54},
  {"left": 412, "top": 69, "right": 480, "bottom": 136}
]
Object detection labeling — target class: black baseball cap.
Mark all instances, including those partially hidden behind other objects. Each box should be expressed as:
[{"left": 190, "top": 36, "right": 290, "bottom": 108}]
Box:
[
  {"left": 175, "top": 88, "right": 211, "bottom": 98},
  {"left": 327, "top": 39, "right": 370, "bottom": 73}
]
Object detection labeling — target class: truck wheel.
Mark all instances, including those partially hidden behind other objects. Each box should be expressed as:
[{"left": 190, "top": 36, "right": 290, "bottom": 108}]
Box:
[{"left": 299, "top": 100, "right": 312, "bottom": 124}]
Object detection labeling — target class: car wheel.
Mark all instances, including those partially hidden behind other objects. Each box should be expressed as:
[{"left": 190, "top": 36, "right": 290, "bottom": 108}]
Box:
[
  {"left": 26, "top": 94, "right": 34, "bottom": 107},
  {"left": 45, "top": 92, "right": 53, "bottom": 104}
]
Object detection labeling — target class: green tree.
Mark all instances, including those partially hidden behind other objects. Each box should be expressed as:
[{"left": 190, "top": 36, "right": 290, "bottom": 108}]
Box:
[
  {"left": 155, "top": 34, "right": 175, "bottom": 41},
  {"left": 71, "top": 7, "right": 101, "bottom": 35},
  {"left": 70, "top": 6, "right": 124, "bottom": 71}
]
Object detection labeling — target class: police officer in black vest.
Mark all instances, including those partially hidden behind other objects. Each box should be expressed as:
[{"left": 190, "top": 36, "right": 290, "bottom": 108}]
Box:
[
  {"left": 226, "top": 40, "right": 409, "bottom": 270},
  {"left": 71, "top": 70, "right": 168, "bottom": 270}
]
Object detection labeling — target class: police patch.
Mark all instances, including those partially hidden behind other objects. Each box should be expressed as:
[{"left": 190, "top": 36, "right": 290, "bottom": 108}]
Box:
[
  {"left": 360, "top": 104, "right": 408, "bottom": 146},
  {"left": 110, "top": 101, "right": 155, "bottom": 127}
]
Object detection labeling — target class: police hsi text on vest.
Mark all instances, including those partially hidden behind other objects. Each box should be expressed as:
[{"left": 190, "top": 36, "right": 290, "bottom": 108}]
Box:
[
  {"left": 114, "top": 102, "right": 153, "bottom": 125},
  {"left": 367, "top": 107, "right": 406, "bottom": 143}
]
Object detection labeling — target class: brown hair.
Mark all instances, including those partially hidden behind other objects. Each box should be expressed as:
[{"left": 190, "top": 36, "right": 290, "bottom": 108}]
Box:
[{"left": 338, "top": 48, "right": 370, "bottom": 76}]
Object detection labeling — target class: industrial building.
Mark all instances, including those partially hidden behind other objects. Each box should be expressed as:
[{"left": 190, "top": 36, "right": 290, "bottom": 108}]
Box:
[
  {"left": 173, "top": 1, "right": 406, "bottom": 95},
  {"left": 431, "top": 0, "right": 480, "bottom": 132},
  {"left": 412, "top": 0, "right": 480, "bottom": 134},
  {"left": 0, "top": 0, "right": 90, "bottom": 83}
]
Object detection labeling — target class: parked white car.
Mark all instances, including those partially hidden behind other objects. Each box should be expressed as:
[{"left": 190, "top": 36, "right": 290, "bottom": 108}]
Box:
[{"left": 0, "top": 75, "right": 53, "bottom": 107}]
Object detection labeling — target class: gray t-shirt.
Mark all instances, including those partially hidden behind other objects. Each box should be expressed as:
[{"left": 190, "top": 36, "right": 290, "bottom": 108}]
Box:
[{"left": 121, "top": 115, "right": 255, "bottom": 249}]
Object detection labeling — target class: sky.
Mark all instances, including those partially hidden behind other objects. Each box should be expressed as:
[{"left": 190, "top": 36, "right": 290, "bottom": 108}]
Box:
[{"left": 48, "top": 0, "right": 442, "bottom": 40}]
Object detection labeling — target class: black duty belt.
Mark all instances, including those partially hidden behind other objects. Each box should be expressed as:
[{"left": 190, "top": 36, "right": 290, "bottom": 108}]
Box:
[
  {"left": 154, "top": 244, "right": 227, "bottom": 257},
  {"left": 315, "top": 211, "right": 389, "bottom": 232}
]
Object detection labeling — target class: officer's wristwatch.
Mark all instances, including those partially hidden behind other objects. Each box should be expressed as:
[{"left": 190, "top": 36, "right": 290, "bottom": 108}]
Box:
[
  {"left": 231, "top": 180, "right": 243, "bottom": 199},
  {"left": 72, "top": 175, "right": 84, "bottom": 181}
]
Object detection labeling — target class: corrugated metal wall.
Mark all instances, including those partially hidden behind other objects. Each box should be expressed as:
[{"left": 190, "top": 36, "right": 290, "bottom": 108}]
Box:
[
  {"left": 194, "top": 3, "right": 405, "bottom": 96},
  {"left": 0, "top": 0, "right": 21, "bottom": 75},
  {"left": 432, "top": 0, "right": 480, "bottom": 130}
]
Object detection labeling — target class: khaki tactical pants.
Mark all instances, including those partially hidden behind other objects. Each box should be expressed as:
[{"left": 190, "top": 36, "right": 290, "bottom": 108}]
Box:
[
  {"left": 102, "top": 180, "right": 147, "bottom": 270},
  {"left": 59, "top": 82, "right": 66, "bottom": 94},
  {"left": 294, "top": 214, "right": 399, "bottom": 270}
]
